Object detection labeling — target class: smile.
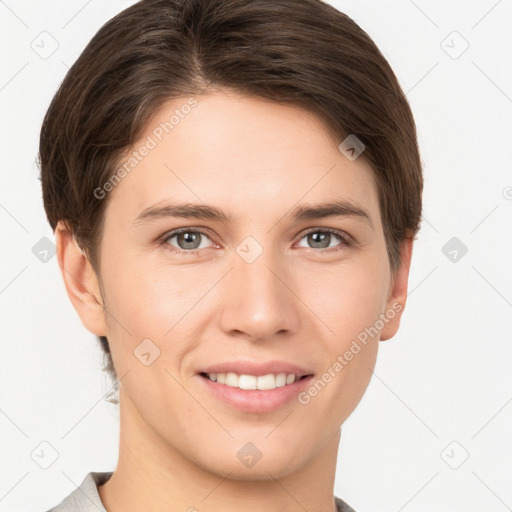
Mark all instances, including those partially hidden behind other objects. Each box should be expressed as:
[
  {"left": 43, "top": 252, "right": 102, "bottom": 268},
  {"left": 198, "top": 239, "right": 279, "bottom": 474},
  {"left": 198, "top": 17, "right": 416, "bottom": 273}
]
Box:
[
  {"left": 198, "top": 372, "right": 314, "bottom": 413},
  {"left": 200, "top": 371, "right": 308, "bottom": 390}
]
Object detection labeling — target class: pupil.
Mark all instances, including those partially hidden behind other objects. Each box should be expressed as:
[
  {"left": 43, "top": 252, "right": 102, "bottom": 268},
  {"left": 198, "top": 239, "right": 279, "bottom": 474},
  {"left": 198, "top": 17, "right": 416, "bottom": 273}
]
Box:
[
  {"left": 180, "top": 232, "right": 200, "bottom": 249},
  {"left": 309, "top": 232, "right": 329, "bottom": 249}
]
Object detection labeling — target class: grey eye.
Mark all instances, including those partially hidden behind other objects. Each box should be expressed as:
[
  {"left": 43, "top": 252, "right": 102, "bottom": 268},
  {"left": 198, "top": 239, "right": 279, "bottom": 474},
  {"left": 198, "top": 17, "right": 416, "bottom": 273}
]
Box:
[
  {"left": 164, "top": 230, "right": 212, "bottom": 251},
  {"left": 296, "top": 230, "right": 345, "bottom": 250}
]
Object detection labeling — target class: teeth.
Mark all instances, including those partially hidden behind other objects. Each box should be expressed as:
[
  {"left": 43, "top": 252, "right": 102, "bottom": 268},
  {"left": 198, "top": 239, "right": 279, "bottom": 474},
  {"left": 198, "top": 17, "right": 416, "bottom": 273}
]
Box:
[{"left": 206, "top": 372, "right": 298, "bottom": 390}]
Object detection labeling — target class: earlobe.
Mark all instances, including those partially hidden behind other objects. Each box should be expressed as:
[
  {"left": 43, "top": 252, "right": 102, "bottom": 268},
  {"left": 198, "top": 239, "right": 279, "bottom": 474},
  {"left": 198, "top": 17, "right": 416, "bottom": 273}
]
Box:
[
  {"left": 55, "top": 221, "right": 108, "bottom": 337},
  {"left": 380, "top": 237, "right": 414, "bottom": 342}
]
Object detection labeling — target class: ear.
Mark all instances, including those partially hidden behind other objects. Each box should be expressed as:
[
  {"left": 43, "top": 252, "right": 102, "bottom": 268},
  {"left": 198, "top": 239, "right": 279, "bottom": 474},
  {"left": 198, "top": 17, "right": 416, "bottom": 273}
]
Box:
[
  {"left": 55, "top": 220, "right": 108, "bottom": 337},
  {"left": 380, "top": 237, "right": 414, "bottom": 342}
]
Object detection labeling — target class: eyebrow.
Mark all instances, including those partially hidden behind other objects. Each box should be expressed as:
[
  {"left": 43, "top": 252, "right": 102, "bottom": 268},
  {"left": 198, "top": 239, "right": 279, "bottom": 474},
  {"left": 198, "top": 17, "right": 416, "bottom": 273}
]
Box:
[{"left": 133, "top": 199, "right": 373, "bottom": 229}]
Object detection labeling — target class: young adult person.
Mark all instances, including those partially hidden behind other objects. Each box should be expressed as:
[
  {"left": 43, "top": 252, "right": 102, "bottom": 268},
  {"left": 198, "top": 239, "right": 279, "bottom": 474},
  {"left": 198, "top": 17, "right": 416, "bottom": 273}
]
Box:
[{"left": 39, "top": 1, "right": 423, "bottom": 510}]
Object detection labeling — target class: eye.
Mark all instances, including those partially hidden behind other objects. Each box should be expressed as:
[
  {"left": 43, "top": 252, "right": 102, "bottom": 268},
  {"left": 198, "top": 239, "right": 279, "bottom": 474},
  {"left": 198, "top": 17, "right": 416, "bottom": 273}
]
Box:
[
  {"left": 159, "top": 227, "right": 353, "bottom": 255},
  {"left": 296, "top": 228, "right": 353, "bottom": 251},
  {"left": 160, "top": 228, "right": 215, "bottom": 254}
]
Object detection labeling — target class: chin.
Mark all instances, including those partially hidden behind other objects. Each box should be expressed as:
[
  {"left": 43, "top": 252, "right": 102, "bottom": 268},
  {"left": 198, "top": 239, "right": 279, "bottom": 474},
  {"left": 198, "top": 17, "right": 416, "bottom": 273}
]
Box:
[{"left": 193, "top": 438, "right": 313, "bottom": 481}]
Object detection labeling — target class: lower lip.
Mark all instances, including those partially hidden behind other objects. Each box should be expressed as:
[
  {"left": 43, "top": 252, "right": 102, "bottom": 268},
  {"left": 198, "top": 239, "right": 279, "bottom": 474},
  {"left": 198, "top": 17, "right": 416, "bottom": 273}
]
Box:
[{"left": 197, "top": 374, "right": 314, "bottom": 413}]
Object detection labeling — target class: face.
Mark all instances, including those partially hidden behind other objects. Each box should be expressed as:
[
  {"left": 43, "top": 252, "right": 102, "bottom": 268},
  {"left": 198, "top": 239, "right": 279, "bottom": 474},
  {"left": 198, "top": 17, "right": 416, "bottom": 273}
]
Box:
[{"left": 68, "top": 88, "right": 410, "bottom": 480}]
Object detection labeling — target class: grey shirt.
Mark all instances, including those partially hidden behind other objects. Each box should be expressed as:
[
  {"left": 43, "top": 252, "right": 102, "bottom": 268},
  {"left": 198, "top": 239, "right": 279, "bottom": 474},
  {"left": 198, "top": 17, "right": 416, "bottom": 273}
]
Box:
[{"left": 46, "top": 471, "right": 356, "bottom": 512}]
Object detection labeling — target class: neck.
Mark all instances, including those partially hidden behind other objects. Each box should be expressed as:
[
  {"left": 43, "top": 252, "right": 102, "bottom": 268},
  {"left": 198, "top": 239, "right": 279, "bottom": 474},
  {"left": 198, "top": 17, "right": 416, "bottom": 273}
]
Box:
[{"left": 98, "top": 387, "right": 341, "bottom": 512}]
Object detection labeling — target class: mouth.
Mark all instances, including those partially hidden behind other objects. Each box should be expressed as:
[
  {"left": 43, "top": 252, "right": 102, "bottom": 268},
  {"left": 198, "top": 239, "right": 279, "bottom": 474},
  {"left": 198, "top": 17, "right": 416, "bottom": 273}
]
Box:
[
  {"left": 199, "top": 371, "right": 312, "bottom": 390},
  {"left": 196, "top": 370, "right": 315, "bottom": 413}
]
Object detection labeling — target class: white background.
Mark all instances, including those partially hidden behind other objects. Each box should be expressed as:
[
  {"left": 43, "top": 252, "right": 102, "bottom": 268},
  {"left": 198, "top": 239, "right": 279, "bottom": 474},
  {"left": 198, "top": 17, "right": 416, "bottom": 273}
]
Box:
[{"left": 1, "top": 1, "right": 511, "bottom": 511}]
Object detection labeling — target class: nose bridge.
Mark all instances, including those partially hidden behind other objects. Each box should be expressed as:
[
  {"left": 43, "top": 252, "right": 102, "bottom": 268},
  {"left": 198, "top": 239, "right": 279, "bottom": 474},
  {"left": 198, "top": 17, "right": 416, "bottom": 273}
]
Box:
[{"left": 218, "top": 236, "right": 299, "bottom": 339}]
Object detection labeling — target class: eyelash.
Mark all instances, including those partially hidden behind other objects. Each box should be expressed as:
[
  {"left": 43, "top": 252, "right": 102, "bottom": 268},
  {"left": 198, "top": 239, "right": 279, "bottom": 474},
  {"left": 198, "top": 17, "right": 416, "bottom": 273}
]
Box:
[{"left": 158, "top": 227, "right": 354, "bottom": 256}]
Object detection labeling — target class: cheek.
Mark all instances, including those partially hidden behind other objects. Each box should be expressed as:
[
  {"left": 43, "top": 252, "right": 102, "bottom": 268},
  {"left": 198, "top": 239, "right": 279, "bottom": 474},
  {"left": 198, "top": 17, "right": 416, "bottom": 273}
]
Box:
[
  {"left": 99, "top": 260, "right": 192, "bottom": 409},
  {"left": 101, "top": 251, "right": 187, "bottom": 326},
  {"left": 297, "top": 255, "right": 390, "bottom": 344},
  {"left": 100, "top": 256, "right": 206, "bottom": 368},
  {"left": 328, "top": 343, "right": 378, "bottom": 425}
]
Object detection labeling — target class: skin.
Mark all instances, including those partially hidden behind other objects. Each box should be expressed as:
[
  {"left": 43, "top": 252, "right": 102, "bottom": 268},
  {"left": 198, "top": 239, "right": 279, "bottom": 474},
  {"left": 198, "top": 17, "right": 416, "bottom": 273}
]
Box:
[{"left": 56, "top": 88, "right": 413, "bottom": 512}]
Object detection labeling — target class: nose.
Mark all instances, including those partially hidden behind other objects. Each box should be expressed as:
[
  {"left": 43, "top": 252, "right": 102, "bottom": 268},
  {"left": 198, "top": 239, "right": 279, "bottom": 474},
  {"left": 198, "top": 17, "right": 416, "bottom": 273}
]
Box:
[{"left": 217, "top": 244, "right": 301, "bottom": 342}]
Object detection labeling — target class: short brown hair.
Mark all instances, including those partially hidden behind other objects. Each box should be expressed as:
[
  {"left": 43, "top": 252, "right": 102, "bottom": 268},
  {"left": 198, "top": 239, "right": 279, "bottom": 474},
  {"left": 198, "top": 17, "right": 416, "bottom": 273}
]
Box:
[{"left": 38, "top": 0, "right": 423, "bottom": 386}]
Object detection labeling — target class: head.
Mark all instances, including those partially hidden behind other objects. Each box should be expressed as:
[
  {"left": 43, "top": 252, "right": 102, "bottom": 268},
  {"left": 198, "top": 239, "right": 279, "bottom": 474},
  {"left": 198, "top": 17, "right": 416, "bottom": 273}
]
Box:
[{"left": 39, "top": 0, "right": 422, "bottom": 479}]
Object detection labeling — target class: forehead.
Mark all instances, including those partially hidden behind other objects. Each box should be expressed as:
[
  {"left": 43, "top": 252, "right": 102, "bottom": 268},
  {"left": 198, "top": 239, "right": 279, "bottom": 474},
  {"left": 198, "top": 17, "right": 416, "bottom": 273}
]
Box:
[{"left": 104, "top": 90, "right": 381, "bottom": 227}]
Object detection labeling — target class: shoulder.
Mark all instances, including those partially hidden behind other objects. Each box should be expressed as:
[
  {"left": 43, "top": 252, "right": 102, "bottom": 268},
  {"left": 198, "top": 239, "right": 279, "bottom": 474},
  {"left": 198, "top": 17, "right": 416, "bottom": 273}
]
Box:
[
  {"left": 44, "top": 473, "right": 353, "bottom": 512},
  {"left": 44, "top": 471, "right": 113, "bottom": 512},
  {"left": 335, "top": 495, "right": 357, "bottom": 512}
]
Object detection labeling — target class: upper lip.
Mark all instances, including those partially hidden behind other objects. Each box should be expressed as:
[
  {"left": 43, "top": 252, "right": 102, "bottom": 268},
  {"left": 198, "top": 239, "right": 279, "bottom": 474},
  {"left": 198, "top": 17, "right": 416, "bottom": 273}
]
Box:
[{"left": 198, "top": 360, "right": 314, "bottom": 378}]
